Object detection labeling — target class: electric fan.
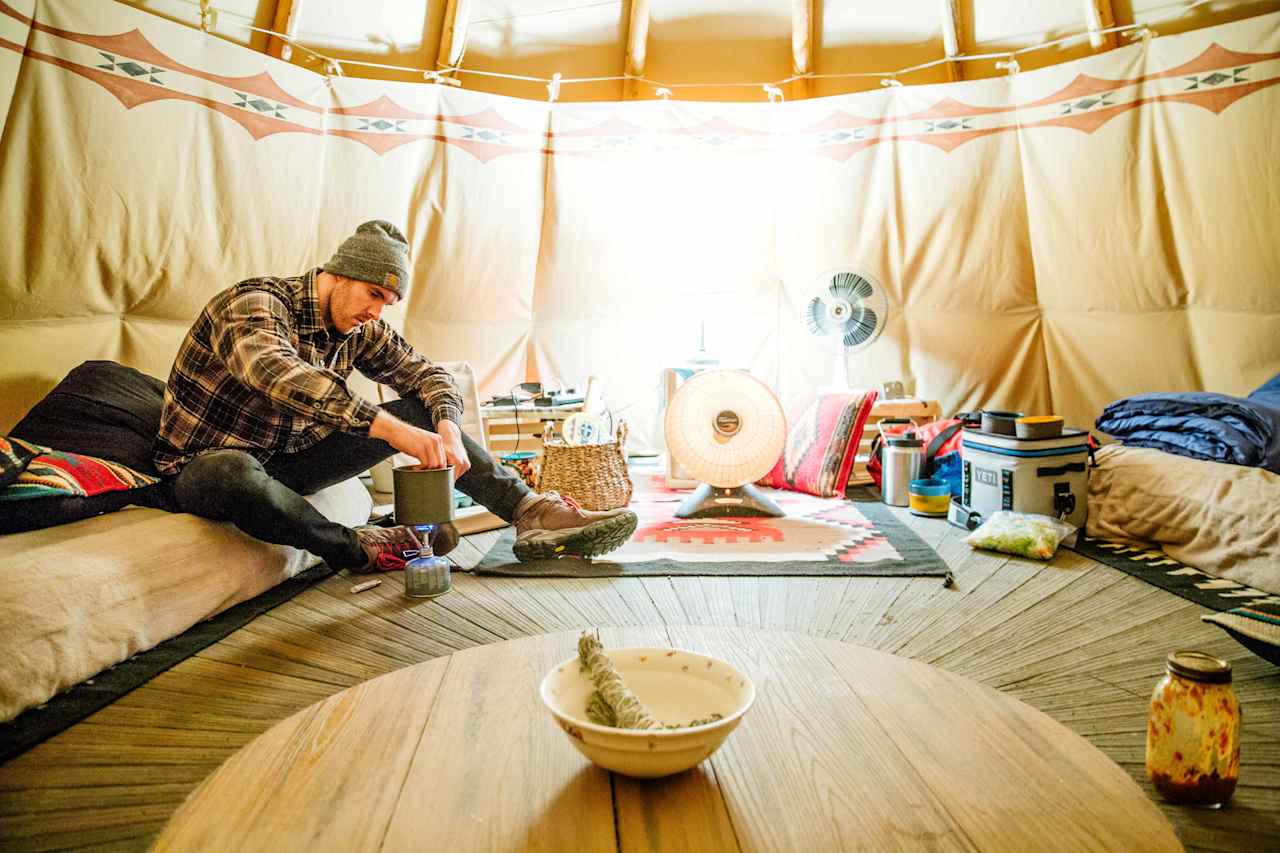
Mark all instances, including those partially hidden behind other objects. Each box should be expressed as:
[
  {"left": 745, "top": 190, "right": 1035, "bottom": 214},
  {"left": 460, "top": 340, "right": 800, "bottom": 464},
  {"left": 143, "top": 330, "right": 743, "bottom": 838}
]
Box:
[
  {"left": 664, "top": 369, "right": 788, "bottom": 518},
  {"left": 804, "top": 270, "right": 889, "bottom": 390}
]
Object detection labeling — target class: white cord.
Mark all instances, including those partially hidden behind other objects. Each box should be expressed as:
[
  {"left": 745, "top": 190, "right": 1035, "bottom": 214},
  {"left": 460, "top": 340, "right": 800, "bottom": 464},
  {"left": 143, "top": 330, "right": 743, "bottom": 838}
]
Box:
[{"left": 179, "top": 0, "right": 1242, "bottom": 96}]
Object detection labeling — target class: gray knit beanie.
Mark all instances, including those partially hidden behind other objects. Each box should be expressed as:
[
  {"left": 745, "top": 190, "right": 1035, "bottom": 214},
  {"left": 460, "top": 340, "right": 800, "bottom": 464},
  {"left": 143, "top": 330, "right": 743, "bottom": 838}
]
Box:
[{"left": 323, "top": 220, "right": 411, "bottom": 299}]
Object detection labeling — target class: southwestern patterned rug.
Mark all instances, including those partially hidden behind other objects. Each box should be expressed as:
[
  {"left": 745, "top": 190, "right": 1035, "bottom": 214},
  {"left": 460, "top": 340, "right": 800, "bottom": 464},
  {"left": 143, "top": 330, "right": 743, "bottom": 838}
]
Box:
[
  {"left": 474, "top": 472, "right": 947, "bottom": 578},
  {"left": 1069, "top": 536, "right": 1280, "bottom": 666}
]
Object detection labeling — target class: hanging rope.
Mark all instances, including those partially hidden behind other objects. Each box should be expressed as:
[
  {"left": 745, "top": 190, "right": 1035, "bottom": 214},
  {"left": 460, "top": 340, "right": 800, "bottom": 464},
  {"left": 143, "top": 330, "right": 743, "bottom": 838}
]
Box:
[
  {"left": 424, "top": 70, "right": 462, "bottom": 87},
  {"left": 180, "top": 0, "right": 1239, "bottom": 99}
]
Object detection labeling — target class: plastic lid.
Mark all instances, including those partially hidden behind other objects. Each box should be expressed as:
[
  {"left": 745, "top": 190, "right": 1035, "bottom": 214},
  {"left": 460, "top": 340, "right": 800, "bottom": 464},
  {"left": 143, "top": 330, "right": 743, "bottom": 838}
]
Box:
[
  {"left": 909, "top": 478, "right": 950, "bottom": 496},
  {"left": 1016, "top": 415, "right": 1063, "bottom": 424},
  {"left": 887, "top": 436, "right": 923, "bottom": 447},
  {"left": 1166, "top": 650, "right": 1232, "bottom": 684}
]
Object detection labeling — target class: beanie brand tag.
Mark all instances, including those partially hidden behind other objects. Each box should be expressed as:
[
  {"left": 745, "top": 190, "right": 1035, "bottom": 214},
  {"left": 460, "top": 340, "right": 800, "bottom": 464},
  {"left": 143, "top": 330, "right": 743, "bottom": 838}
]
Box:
[{"left": 384, "top": 272, "right": 399, "bottom": 290}]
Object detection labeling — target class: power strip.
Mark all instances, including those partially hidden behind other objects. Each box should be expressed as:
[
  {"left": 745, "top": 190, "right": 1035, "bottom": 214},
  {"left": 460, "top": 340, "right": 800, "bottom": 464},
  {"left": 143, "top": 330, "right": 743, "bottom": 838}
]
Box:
[{"left": 535, "top": 390, "right": 583, "bottom": 406}]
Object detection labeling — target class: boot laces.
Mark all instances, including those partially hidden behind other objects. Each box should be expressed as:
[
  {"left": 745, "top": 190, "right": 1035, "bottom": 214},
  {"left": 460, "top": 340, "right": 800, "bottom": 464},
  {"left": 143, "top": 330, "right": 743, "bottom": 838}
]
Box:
[
  {"left": 358, "top": 526, "right": 422, "bottom": 571},
  {"left": 544, "top": 491, "right": 582, "bottom": 512}
]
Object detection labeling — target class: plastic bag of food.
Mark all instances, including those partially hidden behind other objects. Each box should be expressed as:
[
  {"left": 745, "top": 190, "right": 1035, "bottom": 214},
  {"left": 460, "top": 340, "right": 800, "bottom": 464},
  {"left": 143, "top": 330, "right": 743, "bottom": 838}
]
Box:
[{"left": 964, "top": 511, "right": 1075, "bottom": 561}]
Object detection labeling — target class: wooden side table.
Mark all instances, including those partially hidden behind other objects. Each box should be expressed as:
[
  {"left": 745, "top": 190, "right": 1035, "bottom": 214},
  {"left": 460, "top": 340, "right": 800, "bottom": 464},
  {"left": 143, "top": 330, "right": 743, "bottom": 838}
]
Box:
[
  {"left": 479, "top": 402, "right": 583, "bottom": 459},
  {"left": 154, "top": 627, "right": 1180, "bottom": 852}
]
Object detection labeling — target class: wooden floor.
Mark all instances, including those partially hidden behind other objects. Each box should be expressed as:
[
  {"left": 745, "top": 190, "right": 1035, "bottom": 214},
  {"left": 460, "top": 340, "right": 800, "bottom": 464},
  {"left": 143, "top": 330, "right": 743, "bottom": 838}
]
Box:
[{"left": 1, "top": 506, "right": 1277, "bottom": 852}]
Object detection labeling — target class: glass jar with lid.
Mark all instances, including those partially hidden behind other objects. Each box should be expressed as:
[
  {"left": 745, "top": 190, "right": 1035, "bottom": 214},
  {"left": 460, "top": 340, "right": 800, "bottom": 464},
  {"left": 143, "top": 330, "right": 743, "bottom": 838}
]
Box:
[{"left": 1146, "top": 650, "right": 1241, "bottom": 807}]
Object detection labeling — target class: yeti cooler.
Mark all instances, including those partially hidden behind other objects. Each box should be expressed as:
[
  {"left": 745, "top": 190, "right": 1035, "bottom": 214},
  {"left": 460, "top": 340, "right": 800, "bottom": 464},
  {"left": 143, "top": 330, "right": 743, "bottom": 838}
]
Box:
[{"left": 960, "top": 427, "right": 1089, "bottom": 527}]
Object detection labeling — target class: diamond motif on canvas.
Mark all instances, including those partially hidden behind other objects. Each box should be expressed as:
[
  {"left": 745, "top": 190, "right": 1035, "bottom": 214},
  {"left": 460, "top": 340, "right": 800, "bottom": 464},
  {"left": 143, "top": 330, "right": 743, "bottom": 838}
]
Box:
[
  {"left": 925, "top": 118, "right": 973, "bottom": 133},
  {"left": 1062, "top": 93, "right": 1114, "bottom": 114},
  {"left": 1185, "top": 68, "right": 1248, "bottom": 89},
  {"left": 232, "top": 92, "right": 287, "bottom": 118},
  {"left": 359, "top": 118, "right": 406, "bottom": 133},
  {"left": 96, "top": 52, "right": 165, "bottom": 85}
]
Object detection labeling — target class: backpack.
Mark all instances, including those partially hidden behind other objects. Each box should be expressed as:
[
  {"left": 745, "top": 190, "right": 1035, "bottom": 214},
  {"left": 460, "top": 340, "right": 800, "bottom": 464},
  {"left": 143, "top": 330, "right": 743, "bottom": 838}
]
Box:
[{"left": 867, "top": 415, "right": 972, "bottom": 495}]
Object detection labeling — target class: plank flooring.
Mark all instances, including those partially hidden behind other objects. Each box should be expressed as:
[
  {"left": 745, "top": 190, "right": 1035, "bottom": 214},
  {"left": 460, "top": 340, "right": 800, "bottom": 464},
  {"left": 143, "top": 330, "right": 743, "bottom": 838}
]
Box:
[{"left": 1, "top": 507, "right": 1277, "bottom": 852}]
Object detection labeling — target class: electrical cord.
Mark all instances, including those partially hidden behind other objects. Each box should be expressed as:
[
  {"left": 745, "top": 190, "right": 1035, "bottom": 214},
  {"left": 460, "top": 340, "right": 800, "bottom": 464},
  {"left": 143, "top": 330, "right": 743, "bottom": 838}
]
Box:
[{"left": 501, "top": 381, "right": 547, "bottom": 455}]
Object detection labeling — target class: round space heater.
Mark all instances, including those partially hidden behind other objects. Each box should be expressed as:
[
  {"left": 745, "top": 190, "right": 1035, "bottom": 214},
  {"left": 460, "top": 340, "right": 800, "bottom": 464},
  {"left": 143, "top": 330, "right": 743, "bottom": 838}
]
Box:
[{"left": 663, "top": 369, "right": 788, "bottom": 518}]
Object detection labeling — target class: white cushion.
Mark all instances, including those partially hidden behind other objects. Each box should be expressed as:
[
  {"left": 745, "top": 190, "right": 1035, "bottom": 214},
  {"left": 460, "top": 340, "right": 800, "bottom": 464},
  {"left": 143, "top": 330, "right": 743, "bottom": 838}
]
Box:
[{"left": 0, "top": 478, "right": 371, "bottom": 722}]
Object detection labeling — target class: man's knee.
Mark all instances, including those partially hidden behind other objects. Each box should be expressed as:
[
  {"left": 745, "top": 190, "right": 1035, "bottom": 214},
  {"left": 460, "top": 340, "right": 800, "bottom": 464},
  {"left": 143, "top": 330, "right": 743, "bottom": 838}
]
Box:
[
  {"left": 381, "top": 397, "right": 433, "bottom": 429},
  {"left": 174, "top": 449, "right": 270, "bottom": 516}
]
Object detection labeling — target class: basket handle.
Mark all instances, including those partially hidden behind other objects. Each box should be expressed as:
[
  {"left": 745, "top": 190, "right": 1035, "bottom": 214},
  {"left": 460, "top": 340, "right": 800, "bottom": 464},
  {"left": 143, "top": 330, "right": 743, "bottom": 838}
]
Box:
[{"left": 614, "top": 419, "right": 628, "bottom": 446}]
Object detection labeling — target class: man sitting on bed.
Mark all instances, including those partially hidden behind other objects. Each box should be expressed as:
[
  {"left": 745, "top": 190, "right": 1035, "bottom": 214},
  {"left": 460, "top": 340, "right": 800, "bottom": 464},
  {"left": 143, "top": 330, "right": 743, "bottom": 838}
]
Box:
[{"left": 153, "top": 220, "right": 637, "bottom": 572}]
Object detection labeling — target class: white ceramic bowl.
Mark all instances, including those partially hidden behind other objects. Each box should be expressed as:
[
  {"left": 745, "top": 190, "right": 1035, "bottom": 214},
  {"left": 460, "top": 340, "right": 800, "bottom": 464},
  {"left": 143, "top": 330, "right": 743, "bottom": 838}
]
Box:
[{"left": 539, "top": 646, "right": 756, "bottom": 779}]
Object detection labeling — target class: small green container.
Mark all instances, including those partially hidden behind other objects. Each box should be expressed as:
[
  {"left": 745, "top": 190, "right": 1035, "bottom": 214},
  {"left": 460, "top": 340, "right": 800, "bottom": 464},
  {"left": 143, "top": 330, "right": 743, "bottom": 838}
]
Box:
[{"left": 392, "top": 465, "right": 455, "bottom": 527}]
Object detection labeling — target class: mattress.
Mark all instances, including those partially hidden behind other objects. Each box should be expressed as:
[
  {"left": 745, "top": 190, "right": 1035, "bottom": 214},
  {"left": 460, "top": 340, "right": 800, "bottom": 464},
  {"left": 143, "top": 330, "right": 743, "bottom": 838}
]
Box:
[
  {"left": 1087, "top": 444, "right": 1280, "bottom": 595},
  {"left": 0, "top": 477, "right": 371, "bottom": 722}
]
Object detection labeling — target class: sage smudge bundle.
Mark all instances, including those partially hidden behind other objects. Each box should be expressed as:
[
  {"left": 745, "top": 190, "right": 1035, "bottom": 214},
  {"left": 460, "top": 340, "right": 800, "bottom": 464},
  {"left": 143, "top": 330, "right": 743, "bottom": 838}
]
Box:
[
  {"left": 577, "top": 632, "right": 726, "bottom": 730},
  {"left": 578, "top": 632, "right": 659, "bottom": 730}
]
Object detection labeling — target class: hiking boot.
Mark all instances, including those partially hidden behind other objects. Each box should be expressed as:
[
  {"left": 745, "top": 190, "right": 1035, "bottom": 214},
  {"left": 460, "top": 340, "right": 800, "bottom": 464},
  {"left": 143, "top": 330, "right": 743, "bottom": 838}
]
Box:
[
  {"left": 354, "top": 524, "right": 423, "bottom": 573},
  {"left": 512, "top": 491, "right": 638, "bottom": 562}
]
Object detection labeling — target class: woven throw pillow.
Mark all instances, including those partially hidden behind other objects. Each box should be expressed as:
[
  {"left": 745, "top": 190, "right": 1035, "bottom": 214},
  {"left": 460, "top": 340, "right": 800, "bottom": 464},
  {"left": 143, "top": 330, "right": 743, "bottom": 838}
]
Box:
[
  {"left": 758, "top": 390, "right": 878, "bottom": 498},
  {"left": 1, "top": 436, "right": 40, "bottom": 489},
  {"left": 0, "top": 446, "right": 163, "bottom": 534}
]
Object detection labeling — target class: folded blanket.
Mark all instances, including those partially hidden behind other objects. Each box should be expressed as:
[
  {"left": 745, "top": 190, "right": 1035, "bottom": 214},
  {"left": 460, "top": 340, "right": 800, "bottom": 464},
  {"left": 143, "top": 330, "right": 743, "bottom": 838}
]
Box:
[{"left": 1096, "top": 373, "right": 1280, "bottom": 472}]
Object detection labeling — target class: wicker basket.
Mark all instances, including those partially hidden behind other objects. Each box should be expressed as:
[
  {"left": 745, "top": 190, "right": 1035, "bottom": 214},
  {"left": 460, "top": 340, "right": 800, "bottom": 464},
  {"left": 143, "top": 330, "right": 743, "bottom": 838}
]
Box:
[{"left": 536, "top": 421, "right": 633, "bottom": 510}]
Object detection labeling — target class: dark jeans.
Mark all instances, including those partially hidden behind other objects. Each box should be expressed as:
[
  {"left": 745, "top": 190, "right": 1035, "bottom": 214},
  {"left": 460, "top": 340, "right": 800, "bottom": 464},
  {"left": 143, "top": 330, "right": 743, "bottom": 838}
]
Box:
[{"left": 165, "top": 398, "right": 530, "bottom": 569}]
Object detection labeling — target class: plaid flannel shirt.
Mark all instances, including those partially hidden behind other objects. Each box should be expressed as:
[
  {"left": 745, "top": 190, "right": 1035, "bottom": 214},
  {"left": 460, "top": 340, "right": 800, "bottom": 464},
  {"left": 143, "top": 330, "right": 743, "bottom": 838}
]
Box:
[{"left": 155, "top": 268, "right": 462, "bottom": 474}]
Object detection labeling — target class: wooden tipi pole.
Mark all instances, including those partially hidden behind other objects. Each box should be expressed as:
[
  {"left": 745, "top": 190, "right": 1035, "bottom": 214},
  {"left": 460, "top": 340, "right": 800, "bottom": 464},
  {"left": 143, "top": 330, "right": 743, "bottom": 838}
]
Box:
[
  {"left": 438, "top": 0, "right": 473, "bottom": 78},
  {"left": 790, "top": 0, "right": 814, "bottom": 99},
  {"left": 266, "top": 0, "right": 304, "bottom": 61},
  {"left": 623, "top": 0, "right": 652, "bottom": 99},
  {"left": 939, "top": 0, "right": 963, "bottom": 81},
  {"left": 1083, "top": 0, "right": 1119, "bottom": 51}
]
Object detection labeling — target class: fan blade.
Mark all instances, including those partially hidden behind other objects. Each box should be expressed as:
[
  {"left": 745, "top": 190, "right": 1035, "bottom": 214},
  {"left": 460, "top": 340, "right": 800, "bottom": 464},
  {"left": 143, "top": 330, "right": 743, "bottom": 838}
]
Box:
[
  {"left": 842, "top": 308, "right": 878, "bottom": 348},
  {"left": 851, "top": 274, "right": 874, "bottom": 300},
  {"left": 828, "top": 271, "right": 876, "bottom": 305},
  {"left": 804, "top": 297, "right": 836, "bottom": 337},
  {"left": 828, "top": 271, "right": 855, "bottom": 302}
]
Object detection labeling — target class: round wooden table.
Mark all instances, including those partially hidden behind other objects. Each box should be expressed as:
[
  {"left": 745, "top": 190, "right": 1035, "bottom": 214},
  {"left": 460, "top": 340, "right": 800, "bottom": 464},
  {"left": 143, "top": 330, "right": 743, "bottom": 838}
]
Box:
[{"left": 154, "top": 627, "right": 1181, "bottom": 852}]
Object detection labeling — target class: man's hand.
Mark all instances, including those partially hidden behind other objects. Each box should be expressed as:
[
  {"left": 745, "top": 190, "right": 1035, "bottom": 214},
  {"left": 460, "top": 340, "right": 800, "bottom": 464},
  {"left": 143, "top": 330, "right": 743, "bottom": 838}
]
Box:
[
  {"left": 370, "top": 411, "right": 470, "bottom": 477},
  {"left": 435, "top": 419, "right": 471, "bottom": 478},
  {"left": 370, "top": 411, "right": 446, "bottom": 469}
]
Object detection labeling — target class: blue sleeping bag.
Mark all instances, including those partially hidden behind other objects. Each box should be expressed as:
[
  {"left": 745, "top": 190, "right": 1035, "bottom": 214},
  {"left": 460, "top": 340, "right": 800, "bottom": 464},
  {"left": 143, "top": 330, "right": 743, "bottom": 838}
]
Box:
[{"left": 1096, "top": 373, "right": 1280, "bottom": 473}]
